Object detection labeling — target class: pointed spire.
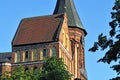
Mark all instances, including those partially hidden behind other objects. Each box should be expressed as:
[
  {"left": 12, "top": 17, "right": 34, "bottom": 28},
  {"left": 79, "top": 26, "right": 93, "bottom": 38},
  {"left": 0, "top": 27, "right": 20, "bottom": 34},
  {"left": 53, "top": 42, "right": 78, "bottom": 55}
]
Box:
[{"left": 53, "top": 0, "right": 86, "bottom": 34}]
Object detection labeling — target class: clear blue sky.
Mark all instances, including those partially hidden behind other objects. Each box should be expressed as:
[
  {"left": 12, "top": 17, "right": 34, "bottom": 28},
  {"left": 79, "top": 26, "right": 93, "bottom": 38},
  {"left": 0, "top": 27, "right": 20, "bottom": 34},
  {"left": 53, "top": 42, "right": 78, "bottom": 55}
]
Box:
[{"left": 0, "top": 0, "right": 115, "bottom": 80}]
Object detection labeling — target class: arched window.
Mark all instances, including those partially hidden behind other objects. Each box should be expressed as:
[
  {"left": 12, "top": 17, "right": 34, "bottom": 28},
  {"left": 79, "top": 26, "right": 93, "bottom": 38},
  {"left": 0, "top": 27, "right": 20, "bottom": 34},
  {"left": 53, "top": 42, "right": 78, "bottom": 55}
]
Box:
[
  {"left": 16, "top": 51, "right": 21, "bottom": 62},
  {"left": 71, "top": 39, "right": 75, "bottom": 57},
  {"left": 33, "top": 49, "right": 38, "bottom": 61},
  {"left": 80, "top": 36, "right": 85, "bottom": 47},
  {"left": 40, "top": 48, "right": 47, "bottom": 60},
  {"left": 43, "top": 49, "right": 47, "bottom": 57},
  {"left": 25, "top": 51, "right": 29, "bottom": 61},
  {"left": 50, "top": 46, "right": 57, "bottom": 57}
]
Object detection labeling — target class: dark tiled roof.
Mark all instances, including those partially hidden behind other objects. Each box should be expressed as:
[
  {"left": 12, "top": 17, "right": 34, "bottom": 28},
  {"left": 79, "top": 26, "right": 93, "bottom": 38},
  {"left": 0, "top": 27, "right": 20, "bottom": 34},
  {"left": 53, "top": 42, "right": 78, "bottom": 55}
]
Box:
[
  {"left": 12, "top": 14, "right": 64, "bottom": 46},
  {"left": 0, "top": 52, "right": 12, "bottom": 62},
  {"left": 53, "top": 0, "right": 86, "bottom": 34}
]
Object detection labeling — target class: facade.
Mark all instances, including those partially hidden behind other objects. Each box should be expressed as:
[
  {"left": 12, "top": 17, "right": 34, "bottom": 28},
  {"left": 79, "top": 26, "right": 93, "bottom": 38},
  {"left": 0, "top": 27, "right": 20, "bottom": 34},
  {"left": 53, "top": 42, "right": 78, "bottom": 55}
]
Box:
[{"left": 0, "top": 0, "right": 87, "bottom": 80}]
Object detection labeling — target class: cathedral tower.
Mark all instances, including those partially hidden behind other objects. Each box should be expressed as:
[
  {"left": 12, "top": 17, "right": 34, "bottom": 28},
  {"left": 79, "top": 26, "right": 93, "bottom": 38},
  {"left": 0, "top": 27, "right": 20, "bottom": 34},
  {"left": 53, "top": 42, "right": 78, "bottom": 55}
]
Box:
[
  {"left": 54, "top": 0, "right": 87, "bottom": 79},
  {"left": 0, "top": 0, "right": 87, "bottom": 80}
]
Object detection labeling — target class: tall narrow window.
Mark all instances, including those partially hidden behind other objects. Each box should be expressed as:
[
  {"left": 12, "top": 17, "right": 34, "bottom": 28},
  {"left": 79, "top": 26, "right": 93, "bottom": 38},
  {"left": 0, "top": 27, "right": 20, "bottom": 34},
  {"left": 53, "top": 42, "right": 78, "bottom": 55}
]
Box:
[
  {"left": 43, "top": 49, "right": 47, "bottom": 57},
  {"left": 80, "top": 36, "right": 85, "bottom": 47},
  {"left": 40, "top": 48, "right": 47, "bottom": 60},
  {"left": 62, "top": 30, "right": 65, "bottom": 46},
  {"left": 71, "top": 40, "right": 75, "bottom": 57},
  {"left": 33, "top": 49, "right": 38, "bottom": 61},
  {"left": 50, "top": 47, "right": 57, "bottom": 57},
  {"left": 25, "top": 51, "right": 29, "bottom": 61},
  {"left": 16, "top": 51, "right": 21, "bottom": 62}
]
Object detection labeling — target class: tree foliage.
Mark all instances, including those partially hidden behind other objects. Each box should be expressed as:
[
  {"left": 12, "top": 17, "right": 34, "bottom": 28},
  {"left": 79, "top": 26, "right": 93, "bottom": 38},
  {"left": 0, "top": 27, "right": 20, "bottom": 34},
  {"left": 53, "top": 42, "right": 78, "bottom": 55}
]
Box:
[
  {"left": 89, "top": 0, "right": 120, "bottom": 80},
  {"left": 2, "top": 65, "right": 41, "bottom": 80},
  {"left": 40, "top": 57, "right": 72, "bottom": 80},
  {"left": 1, "top": 57, "right": 72, "bottom": 80}
]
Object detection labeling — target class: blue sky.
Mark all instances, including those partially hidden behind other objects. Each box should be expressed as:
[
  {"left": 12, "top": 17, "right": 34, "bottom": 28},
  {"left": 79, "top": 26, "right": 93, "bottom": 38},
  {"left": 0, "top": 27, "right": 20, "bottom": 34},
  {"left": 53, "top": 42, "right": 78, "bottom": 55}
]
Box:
[{"left": 0, "top": 0, "right": 115, "bottom": 80}]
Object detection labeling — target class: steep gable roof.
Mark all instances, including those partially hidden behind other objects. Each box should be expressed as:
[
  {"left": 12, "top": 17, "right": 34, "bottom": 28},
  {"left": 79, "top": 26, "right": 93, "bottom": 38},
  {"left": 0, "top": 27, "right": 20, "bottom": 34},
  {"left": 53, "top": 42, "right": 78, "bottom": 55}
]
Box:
[{"left": 12, "top": 14, "right": 64, "bottom": 46}]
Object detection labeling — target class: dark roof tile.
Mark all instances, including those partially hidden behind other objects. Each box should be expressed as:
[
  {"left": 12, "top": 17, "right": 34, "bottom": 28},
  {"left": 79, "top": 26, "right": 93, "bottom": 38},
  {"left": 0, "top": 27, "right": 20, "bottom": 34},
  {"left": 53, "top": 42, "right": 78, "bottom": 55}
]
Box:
[{"left": 0, "top": 52, "right": 12, "bottom": 62}]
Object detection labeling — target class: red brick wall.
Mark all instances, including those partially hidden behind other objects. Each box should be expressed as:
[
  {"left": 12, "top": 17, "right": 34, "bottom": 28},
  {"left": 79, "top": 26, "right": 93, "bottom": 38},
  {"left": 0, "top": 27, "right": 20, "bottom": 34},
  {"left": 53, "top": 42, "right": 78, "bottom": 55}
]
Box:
[
  {"left": 1, "top": 62, "right": 11, "bottom": 75},
  {"left": 68, "top": 27, "right": 86, "bottom": 79}
]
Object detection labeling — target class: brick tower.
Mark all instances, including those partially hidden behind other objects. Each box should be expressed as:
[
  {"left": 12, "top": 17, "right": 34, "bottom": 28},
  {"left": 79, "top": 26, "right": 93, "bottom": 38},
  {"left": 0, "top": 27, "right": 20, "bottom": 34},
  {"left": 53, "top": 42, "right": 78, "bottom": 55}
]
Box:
[{"left": 53, "top": 0, "right": 87, "bottom": 79}]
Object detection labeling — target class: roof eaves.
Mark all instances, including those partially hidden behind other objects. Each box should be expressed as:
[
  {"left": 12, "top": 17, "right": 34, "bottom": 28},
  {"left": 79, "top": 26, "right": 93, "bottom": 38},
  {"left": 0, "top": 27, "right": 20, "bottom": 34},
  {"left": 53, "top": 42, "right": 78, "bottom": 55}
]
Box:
[
  {"left": 12, "top": 41, "right": 56, "bottom": 47},
  {"left": 12, "top": 19, "right": 24, "bottom": 46}
]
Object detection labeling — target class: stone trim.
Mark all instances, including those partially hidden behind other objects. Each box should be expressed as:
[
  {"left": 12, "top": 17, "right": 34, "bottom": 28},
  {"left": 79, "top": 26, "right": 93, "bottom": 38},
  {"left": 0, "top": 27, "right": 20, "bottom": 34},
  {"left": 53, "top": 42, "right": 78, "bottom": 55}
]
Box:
[
  {"left": 0, "top": 63, "right": 11, "bottom": 66},
  {"left": 59, "top": 41, "right": 72, "bottom": 60},
  {"left": 12, "top": 60, "right": 44, "bottom": 66}
]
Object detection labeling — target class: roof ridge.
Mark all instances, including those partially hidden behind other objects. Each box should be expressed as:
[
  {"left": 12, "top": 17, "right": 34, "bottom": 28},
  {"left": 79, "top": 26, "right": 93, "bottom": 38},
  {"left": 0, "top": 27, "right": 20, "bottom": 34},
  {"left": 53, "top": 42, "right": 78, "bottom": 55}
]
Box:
[{"left": 22, "top": 13, "right": 64, "bottom": 20}]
